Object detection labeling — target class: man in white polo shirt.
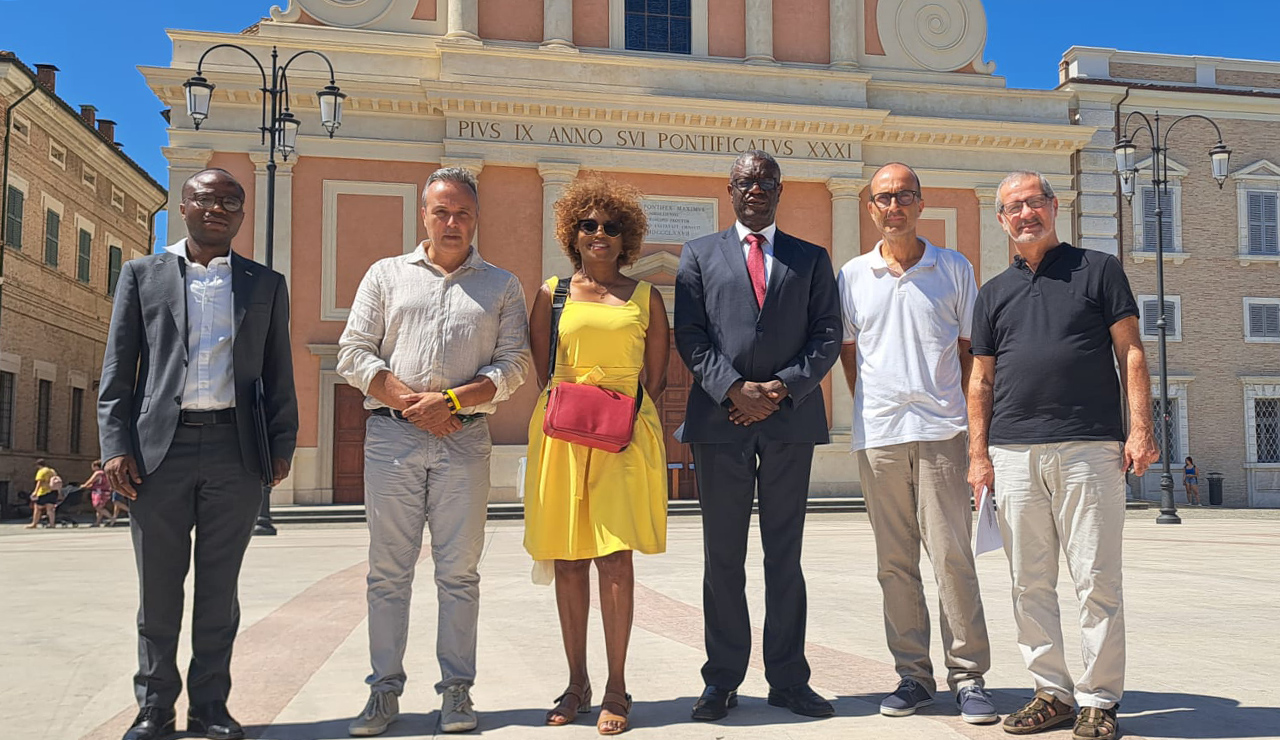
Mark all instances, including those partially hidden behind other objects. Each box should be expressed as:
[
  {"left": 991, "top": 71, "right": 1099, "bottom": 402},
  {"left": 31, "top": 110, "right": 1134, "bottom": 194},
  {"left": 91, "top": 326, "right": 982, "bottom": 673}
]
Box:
[{"left": 837, "top": 163, "right": 995, "bottom": 724}]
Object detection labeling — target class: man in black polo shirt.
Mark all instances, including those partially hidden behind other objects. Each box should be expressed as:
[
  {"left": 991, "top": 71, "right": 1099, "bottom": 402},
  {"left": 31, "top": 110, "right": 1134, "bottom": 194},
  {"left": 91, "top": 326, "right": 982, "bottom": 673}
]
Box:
[{"left": 967, "top": 171, "right": 1158, "bottom": 740}]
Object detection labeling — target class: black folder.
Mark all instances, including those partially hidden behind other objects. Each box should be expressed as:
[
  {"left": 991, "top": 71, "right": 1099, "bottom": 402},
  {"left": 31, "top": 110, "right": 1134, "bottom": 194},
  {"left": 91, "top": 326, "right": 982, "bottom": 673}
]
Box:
[{"left": 252, "top": 378, "right": 273, "bottom": 485}]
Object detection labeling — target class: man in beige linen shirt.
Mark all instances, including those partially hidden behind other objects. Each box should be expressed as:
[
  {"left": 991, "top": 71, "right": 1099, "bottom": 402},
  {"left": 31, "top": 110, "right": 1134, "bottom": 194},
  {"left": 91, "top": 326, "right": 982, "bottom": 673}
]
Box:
[{"left": 337, "top": 167, "right": 531, "bottom": 736}]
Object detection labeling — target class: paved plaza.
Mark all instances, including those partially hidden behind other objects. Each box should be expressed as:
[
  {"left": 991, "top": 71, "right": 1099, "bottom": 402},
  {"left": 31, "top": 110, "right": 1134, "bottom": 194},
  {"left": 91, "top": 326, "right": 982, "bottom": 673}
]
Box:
[{"left": 3, "top": 509, "right": 1278, "bottom": 740}]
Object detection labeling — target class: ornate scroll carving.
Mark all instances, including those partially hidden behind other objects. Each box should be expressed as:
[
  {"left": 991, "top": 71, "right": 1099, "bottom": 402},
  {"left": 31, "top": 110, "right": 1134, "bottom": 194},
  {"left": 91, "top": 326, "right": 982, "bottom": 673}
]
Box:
[{"left": 876, "top": 0, "right": 996, "bottom": 74}]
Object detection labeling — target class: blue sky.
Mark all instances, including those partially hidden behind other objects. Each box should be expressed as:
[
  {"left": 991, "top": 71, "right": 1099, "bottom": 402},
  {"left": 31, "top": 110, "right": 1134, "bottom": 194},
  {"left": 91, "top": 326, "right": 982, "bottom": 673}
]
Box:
[{"left": 3, "top": 0, "right": 1278, "bottom": 247}]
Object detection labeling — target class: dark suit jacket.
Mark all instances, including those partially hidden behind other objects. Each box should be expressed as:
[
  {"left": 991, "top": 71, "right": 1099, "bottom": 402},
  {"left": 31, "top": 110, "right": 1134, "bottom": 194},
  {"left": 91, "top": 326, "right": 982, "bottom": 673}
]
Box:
[
  {"left": 674, "top": 227, "right": 841, "bottom": 444},
  {"left": 98, "top": 242, "right": 299, "bottom": 477}
]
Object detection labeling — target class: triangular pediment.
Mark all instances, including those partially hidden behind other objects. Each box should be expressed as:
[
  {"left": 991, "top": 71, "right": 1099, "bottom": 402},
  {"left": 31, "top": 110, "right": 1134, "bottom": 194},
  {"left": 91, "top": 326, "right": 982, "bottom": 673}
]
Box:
[
  {"left": 623, "top": 250, "right": 680, "bottom": 285},
  {"left": 1134, "top": 156, "right": 1190, "bottom": 178},
  {"left": 1233, "top": 159, "right": 1280, "bottom": 180}
]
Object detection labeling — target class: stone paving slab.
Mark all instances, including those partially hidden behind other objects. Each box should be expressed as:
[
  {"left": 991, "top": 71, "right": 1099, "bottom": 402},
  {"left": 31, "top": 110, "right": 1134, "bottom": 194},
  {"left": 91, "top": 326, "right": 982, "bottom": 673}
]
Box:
[{"left": 2, "top": 510, "right": 1277, "bottom": 739}]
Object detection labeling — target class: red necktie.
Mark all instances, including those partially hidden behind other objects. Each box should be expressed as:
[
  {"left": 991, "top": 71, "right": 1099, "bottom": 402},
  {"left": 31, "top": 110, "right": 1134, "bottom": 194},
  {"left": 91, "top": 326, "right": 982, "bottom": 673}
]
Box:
[{"left": 746, "top": 233, "right": 767, "bottom": 308}]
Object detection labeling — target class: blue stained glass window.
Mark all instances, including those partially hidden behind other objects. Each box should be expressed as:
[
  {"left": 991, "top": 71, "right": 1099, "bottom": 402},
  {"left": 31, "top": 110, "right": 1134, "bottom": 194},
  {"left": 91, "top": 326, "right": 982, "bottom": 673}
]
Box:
[{"left": 624, "top": 1, "right": 692, "bottom": 54}]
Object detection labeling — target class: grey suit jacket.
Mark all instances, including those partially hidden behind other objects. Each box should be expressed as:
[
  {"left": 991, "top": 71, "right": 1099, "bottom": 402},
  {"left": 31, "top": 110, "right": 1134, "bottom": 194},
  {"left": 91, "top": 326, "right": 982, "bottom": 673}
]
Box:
[
  {"left": 674, "top": 227, "right": 841, "bottom": 444},
  {"left": 98, "top": 242, "right": 299, "bottom": 477}
]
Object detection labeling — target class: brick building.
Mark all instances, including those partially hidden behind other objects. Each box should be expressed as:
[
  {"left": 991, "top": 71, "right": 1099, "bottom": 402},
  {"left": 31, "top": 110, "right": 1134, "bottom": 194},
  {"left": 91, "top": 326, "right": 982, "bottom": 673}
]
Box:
[
  {"left": 1062, "top": 48, "right": 1280, "bottom": 507},
  {"left": 0, "top": 53, "right": 167, "bottom": 513}
]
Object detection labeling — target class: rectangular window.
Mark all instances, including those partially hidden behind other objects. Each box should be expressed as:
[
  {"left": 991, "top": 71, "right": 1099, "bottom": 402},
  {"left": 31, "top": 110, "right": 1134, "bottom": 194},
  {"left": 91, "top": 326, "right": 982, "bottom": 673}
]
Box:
[
  {"left": 136, "top": 204, "right": 148, "bottom": 228},
  {"left": 108, "top": 245, "right": 122, "bottom": 296},
  {"left": 1138, "top": 296, "right": 1180, "bottom": 341},
  {"left": 82, "top": 167, "right": 98, "bottom": 191},
  {"left": 11, "top": 113, "right": 30, "bottom": 142},
  {"left": 36, "top": 379, "right": 51, "bottom": 452},
  {"left": 77, "top": 228, "right": 92, "bottom": 282},
  {"left": 1257, "top": 398, "right": 1280, "bottom": 464},
  {"left": 48, "top": 140, "right": 67, "bottom": 169},
  {"left": 44, "top": 209, "right": 60, "bottom": 266},
  {"left": 0, "top": 371, "right": 14, "bottom": 449},
  {"left": 625, "top": 0, "right": 693, "bottom": 54},
  {"left": 1247, "top": 192, "right": 1279, "bottom": 256},
  {"left": 1152, "top": 396, "right": 1179, "bottom": 464},
  {"left": 4, "top": 186, "right": 22, "bottom": 250},
  {"left": 1246, "top": 300, "right": 1280, "bottom": 340},
  {"left": 111, "top": 186, "right": 125, "bottom": 212},
  {"left": 69, "top": 387, "right": 83, "bottom": 455},
  {"left": 1141, "top": 187, "right": 1175, "bottom": 252}
]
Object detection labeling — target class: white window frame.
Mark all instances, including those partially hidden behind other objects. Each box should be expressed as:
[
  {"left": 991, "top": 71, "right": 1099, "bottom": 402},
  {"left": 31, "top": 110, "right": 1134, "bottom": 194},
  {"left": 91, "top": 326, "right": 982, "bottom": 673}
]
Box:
[
  {"left": 1129, "top": 156, "right": 1187, "bottom": 264},
  {"left": 82, "top": 166, "right": 98, "bottom": 191},
  {"left": 1243, "top": 379, "right": 1280, "bottom": 466},
  {"left": 42, "top": 194, "right": 64, "bottom": 268},
  {"left": 135, "top": 204, "right": 148, "bottom": 228},
  {"left": 5, "top": 173, "right": 29, "bottom": 250},
  {"left": 48, "top": 139, "right": 67, "bottom": 170},
  {"left": 110, "top": 185, "right": 125, "bottom": 212},
  {"left": 1244, "top": 297, "right": 1280, "bottom": 343},
  {"left": 11, "top": 112, "right": 31, "bottom": 143},
  {"left": 1137, "top": 294, "right": 1182, "bottom": 342},
  {"left": 609, "top": 0, "right": 709, "bottom": 56},
  {"left": 1232, "top": 160, "right": 1280, "bottom": 264}
]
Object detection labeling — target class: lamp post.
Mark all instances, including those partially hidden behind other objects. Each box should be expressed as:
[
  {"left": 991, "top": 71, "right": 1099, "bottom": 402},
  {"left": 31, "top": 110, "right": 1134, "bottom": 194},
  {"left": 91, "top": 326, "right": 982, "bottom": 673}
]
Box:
[
  {"left": 184, "top": 45, "right": 346, "bottom": 535},
  {"left": 1113, "top": 112, "right": 1230, "bottom": 525}
]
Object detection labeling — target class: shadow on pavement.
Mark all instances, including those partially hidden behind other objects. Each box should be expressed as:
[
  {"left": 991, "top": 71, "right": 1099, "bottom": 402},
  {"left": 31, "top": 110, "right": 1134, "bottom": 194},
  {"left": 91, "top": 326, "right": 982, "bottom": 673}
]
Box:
[{"left": 1118, "top": 690, "right": 1280, "bottom": 739}]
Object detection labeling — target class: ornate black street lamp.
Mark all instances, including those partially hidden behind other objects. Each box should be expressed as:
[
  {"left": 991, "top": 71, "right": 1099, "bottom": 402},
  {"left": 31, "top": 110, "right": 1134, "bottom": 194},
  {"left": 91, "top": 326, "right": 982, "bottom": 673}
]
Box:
[
  {"left": 183, "top": 45, "right": 346, "bottom": 535},
  {"left": 1114, "top": 112, "right": 1230, "bottom": 525}
]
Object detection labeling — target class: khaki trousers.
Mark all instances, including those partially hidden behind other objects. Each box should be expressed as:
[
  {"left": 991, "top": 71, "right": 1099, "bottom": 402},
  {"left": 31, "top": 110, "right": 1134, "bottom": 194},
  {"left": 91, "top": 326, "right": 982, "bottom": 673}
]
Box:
[
  {"left": 989, "top": 441, "right": 1126, "bottom": 709},
  {"left": 856, "top": 432, "right": 991, "bottom": 693}
]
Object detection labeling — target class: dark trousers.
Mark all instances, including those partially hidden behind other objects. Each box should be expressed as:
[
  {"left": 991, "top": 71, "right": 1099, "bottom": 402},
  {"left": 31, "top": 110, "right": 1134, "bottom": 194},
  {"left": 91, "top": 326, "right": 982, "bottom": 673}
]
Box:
[
  {"left": 130, "top": 423, "right": 261, "bottom": 709},
  {"left": 692, "top": 437, "right": 815, "bottom": 691}
]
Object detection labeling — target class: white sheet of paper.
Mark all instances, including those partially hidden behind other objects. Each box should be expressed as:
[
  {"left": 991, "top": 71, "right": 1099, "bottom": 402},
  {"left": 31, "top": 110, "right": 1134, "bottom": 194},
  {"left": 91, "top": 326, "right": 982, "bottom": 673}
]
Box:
[{"left": 974, "top": 486, "right": 1004, "bottom": 556}]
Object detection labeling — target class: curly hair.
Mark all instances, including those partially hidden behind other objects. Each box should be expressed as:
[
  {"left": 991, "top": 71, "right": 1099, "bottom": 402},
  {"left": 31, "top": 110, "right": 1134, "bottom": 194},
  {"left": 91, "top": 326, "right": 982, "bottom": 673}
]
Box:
[{"left": 553, "top": 176, "right": 648, "bottom": 270}]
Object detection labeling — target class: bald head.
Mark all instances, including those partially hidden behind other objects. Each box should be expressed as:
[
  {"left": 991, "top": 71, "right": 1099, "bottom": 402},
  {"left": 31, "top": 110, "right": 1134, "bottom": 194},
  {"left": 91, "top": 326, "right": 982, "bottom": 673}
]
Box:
[
  {"left": 870, "top": 162, "right": 921, "bottom": 192},
  {"left": 182, "top": 168, "right": 245, "bottom": 201}
]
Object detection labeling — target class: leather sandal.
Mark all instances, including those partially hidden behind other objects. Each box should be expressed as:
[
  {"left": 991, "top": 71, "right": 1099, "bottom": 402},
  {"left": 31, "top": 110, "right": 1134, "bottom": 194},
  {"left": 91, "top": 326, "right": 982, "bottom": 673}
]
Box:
[
  {"left": 546, "top": 683, "right": 591, "bottom": 725},
  {"left": 1003, "top": 691, "right": 1076, "bottom": 735},
  {"left": 1072, "top": 705, "right": 1119, "bottom": 740},
  {"left": 597, "top": 691, "right": 632, "bottom": 736}
]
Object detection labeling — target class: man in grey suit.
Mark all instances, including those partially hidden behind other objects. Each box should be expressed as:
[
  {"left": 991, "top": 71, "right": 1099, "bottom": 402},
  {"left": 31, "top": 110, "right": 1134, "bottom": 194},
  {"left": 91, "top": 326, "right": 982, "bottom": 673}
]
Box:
[
  {"left": 675, "top": 150, "right": 842, "bottom": 722},
  {"left": 99, "top": 168, "right": 298, "bottom": 740}
]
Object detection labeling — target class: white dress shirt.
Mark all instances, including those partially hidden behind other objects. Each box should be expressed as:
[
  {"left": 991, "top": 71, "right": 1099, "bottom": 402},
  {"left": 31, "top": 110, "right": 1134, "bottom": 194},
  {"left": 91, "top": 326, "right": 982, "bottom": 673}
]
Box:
[
  {"left": 167, "top": 240, "right": 236, "bottom": 410},
  {"left": 734, "top": 220, "right": 777, "bottom": 284}
]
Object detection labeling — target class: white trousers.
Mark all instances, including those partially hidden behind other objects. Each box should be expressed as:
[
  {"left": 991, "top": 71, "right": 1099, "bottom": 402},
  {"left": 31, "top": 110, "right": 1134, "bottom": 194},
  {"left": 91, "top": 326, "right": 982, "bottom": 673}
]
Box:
[{"left": 989, "top": 441, "right": 1126, "bottom": 709}]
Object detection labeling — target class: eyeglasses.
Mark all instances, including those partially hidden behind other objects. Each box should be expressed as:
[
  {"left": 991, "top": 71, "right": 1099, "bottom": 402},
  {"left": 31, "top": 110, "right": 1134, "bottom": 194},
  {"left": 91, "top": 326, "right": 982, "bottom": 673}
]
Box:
[
  {"left": 187, "top": 194, "right": 244, "bottom": 213},
  {"left": 577, "top": 219, "right": 622, "bottom": 237},
  {"left": 998, "top": 195, "right": 1052, "bottom": 217},
  {"left": 731, "top": 178, "right": 780, "bottom": 192},
  {"left": 871, "top": 190, "right": 921, "bottom": 209}
]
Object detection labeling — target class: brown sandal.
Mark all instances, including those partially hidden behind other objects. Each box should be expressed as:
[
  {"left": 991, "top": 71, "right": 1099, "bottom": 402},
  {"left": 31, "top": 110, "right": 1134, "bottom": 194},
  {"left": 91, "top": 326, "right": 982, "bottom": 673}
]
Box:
[
  {"left": 1003, "top": 691, "right": 1076, "bottom": 735},
  {"left": 546, "top": 683, "right": 592, "bottom": 725},
  {"left": 1072, "top": 705, "right": 1119, "bottom": 740},
  {"left": 597, "top": 691, "right": 632, "bottom": 736}
]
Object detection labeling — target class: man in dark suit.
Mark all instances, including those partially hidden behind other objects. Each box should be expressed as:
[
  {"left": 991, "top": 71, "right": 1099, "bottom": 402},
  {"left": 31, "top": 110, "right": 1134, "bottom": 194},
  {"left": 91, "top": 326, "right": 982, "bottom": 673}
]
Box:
[
  {"left": 99, "top": 168, "right": 298, "bottom": 740},
  {"left": 675, "top": 150, "right": 842, "bottom": 721}
]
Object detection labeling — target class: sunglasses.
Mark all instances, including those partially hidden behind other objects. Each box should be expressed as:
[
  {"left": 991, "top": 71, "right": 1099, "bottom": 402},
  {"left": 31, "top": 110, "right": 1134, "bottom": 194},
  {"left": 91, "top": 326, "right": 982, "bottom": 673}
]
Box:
[{"left": 577, "top": 219, "right": 623, "bottom": 237}]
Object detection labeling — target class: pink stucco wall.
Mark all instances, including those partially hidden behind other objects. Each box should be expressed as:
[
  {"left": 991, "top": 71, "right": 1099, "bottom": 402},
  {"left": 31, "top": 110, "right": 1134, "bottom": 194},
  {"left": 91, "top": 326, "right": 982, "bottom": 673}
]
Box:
[
  {"left": 774, "top": 0, "right": 830, "bottom": 64},
  {"left": 708, "top": 0, "right": 746, "bottom": 58},
  {"left": 479, "top": 0, "right": 543, "bottom": 42},
  {"left": 573, "top": 0, "right": 611, "bottom": 48}
]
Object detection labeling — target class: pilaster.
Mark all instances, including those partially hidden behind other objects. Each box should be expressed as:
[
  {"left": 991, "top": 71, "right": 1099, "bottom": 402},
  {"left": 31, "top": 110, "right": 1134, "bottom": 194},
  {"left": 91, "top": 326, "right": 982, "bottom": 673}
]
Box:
[
  {"left": 446, "top": 0, "right": 481, "bottom": 42},
  {"left": 541, "top": 0, "right": 576, "bottom": 51},
  {"left": 826, "top": 175, "right": 866, "bottom": 434},
  {"left": 745, "top": 0, "right": 774, "bottom": 64},
  {"left": 538, "top": 161, "right": 579, "bottom": 278},
  {"left": 975, "top": 187, "right": 1009, "bottom": 285},
  {"left": 829, "top": 0, "right": 859, "bottom": 70},
  {"left": 249, "top": 153, "right": 296, "bottom": 285},
  {"left": 161, "top": 147, "right": 212, "bottom": 245}
]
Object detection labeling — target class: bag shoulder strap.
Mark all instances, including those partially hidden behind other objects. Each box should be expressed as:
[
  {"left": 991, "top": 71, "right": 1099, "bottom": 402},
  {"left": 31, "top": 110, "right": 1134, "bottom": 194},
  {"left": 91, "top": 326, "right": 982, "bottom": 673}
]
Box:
[{"left": 546, "top": 276, "right": 572, "bottom": 387}]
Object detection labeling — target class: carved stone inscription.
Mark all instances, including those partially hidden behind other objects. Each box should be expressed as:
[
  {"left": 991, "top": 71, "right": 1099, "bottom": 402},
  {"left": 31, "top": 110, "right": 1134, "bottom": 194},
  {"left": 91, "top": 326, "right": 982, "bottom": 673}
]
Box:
[{"left": 643, "top": 198, "right": 717, "bottom": 244}]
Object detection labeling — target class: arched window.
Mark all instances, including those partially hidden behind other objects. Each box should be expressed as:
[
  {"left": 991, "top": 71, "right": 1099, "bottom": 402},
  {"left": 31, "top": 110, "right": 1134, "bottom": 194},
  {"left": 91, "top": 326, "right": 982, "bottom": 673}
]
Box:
[{"left": 625, "top": 0, "right": 691, "bottom": 54}]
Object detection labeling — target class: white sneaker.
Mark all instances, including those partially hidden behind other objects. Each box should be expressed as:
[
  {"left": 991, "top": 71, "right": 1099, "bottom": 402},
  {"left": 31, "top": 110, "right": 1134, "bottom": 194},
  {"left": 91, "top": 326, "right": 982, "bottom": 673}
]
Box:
[
  {"left": 440, "top": 684, "right": 478, "bottom": 733},
  {"left": 348, "top": 690, "right": 399, "bottom": 736}
]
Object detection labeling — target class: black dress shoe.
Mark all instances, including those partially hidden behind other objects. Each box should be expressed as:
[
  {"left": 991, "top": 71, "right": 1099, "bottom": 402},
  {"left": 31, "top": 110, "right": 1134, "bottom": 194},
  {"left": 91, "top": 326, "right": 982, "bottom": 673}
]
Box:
[
  {"left": 122, "top": 706, "right": 176, "bottom": 740},
  {"left": 767, "top": 683, "right": 835, "bottom": 718},
  {"left": 691, "top": 685, "right": 739, "bottom": 721},
  {"left": 187, "top": 702, "right": 245, "bottom": 740}
]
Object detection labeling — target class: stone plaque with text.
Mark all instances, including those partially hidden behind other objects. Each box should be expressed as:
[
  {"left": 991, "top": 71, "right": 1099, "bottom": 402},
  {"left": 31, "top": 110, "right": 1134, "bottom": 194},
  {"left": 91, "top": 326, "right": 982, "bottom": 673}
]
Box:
[{"left": 643, "top": 198, "right": 718, "bottom": 245}]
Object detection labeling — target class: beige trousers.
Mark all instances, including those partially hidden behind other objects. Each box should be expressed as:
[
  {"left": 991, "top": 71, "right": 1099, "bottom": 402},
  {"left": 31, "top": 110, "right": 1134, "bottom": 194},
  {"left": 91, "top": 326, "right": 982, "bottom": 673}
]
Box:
[
  {"left": 989, "top": 441, "right": 1126, "bottom": 709},
  {"left": 857, "top": 432, "right": 991, "bottom": 693}
]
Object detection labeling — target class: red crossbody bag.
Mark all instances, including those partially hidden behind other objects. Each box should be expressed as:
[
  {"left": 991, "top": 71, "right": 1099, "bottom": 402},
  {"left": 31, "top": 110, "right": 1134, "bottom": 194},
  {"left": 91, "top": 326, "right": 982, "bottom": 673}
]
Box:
[{"left": 542, "top": 277, "right": 643, "bottom": 453}]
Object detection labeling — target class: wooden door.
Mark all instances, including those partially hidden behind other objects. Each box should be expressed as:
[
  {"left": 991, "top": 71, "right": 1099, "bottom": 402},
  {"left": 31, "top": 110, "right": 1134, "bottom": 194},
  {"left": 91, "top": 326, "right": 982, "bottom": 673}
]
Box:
[
  {"left": 332, "top": 384, "right": 371, "bottom": 504},
  {"left": 656, "top": 335, "right": 698, "bottom": 499}
]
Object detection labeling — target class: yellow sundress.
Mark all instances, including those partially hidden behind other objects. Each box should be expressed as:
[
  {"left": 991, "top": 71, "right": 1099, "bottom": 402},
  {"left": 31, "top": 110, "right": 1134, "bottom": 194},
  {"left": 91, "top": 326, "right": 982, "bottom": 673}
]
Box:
[{"left": 523, "top": 277, "right": 668, "bottom": 562}]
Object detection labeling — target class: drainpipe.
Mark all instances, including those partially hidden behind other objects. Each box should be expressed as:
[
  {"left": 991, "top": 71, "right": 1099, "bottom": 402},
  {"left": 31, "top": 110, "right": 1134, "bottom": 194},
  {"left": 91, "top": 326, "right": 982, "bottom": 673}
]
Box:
[
  {"left": 1, "top": 80, "right": 39, "bottom": 345},
  {"left": 148, "top": 198, "right": 166, "bottom": 253}
]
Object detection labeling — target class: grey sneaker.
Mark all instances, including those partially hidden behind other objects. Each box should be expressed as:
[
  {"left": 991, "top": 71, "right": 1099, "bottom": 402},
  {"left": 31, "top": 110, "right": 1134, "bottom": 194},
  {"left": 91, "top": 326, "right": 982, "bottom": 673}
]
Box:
[
  {"left": 956, "top": 685, "right": 999, "bottom": 724},
  {"left": 348, "top": 690, "right": 399, "bottom": 737},
  {"left": 441, "top": 684, "right": 478, "bottom": 733},
  {"left": 880, "top": 677, "right": 934, "bottom": 717}
]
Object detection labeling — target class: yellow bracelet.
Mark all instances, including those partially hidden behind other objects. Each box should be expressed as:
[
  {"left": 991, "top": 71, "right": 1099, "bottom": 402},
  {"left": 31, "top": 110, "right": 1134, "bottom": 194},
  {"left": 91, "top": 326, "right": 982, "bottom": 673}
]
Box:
[{"left": 444, "top": 388, "right": 462, "bottom": 413}]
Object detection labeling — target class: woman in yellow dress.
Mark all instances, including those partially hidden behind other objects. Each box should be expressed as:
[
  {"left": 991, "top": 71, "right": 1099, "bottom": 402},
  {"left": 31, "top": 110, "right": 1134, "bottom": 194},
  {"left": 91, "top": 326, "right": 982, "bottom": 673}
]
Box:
[{"left": 524, "top": 176, "right": 669, "bottom": 735}]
